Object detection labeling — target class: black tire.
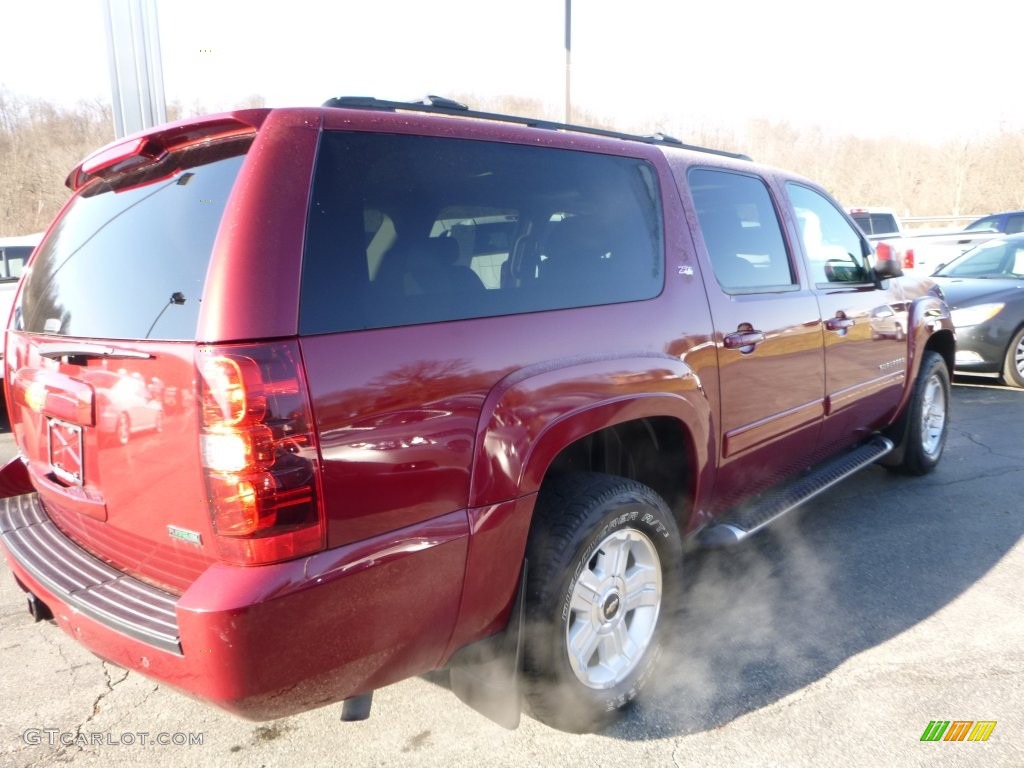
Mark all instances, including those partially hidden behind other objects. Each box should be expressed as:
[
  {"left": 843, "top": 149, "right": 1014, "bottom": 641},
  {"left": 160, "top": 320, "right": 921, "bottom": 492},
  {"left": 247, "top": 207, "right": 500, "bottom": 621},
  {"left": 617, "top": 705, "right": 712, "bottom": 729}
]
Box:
[
  {"left": 521, "top": 472, "right": 682, "bottom": 733},
  {"left": 889, "top": 351, "right": 950, "bottom": 475},
  {"left": 1002, "top": 327, "right": 1024, "bottom": 388}
]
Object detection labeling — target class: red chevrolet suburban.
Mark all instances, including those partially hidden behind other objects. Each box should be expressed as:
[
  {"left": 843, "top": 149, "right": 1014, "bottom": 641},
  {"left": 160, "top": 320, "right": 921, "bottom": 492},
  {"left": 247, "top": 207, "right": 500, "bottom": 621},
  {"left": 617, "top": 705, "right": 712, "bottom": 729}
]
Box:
[{"left": 0, "top": 97, "right": 954, "bottom": 733}]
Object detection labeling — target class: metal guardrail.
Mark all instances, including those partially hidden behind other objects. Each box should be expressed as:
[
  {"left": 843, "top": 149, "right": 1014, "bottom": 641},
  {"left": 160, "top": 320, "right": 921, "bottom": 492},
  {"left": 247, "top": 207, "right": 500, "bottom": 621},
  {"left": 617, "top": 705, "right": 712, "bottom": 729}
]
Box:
[{"left": 902, "top": 215, "right": 980, "bottom": 225}]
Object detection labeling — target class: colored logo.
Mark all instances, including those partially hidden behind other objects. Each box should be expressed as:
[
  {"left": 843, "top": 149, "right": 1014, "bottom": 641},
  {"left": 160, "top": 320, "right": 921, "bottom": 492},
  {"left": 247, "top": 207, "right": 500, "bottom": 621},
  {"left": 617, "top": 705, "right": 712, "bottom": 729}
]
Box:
[{"left": 920, "top": 721, "right": 996, "bottom": 742}]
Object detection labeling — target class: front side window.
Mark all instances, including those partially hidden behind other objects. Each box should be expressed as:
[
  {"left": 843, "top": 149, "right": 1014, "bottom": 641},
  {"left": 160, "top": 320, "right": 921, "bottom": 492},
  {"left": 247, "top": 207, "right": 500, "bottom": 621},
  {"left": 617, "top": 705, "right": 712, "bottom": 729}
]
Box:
[
  {"left": 300, "top": 133, "right": 664, "bottom": 334},
  {"left": 787, "top": 184, "right": 871, "bottom": 284},
  {"left": 688, "top": 168, "right": 794, "bottom": 293}
]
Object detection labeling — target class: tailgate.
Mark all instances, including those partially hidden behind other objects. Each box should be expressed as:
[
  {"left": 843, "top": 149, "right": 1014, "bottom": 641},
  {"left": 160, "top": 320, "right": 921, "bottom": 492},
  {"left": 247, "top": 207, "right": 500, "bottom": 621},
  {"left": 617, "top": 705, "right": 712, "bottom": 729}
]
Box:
[
  {"left": 6, "top": 334, "right": 211, "bottom": 592},
  {"left": 1, "top": 124, "right": 258, "bottom": 593}
]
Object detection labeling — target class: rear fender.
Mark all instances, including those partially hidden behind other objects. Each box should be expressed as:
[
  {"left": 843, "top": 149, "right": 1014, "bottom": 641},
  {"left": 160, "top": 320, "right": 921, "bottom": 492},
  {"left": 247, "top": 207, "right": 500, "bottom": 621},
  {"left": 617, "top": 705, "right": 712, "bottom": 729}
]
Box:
[
  {"left": 469, "top": 353, "right": 710, "bottom": 507},
  {"left": 447, "top": 353, "right": 711, "bottom": 668}
]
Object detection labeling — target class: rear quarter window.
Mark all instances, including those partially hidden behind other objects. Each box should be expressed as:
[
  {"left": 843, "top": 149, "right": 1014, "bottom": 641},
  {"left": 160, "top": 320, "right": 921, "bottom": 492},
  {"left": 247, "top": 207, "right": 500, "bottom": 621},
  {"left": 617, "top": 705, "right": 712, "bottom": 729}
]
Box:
[{"left": 300, "top": 132, "right": 664, "bottom": 334}]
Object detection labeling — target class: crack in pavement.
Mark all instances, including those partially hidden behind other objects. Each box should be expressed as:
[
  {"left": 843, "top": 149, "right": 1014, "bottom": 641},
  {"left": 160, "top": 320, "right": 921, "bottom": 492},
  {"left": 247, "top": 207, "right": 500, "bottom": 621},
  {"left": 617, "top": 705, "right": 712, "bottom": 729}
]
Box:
[
  {"left": 953, "top": 428, "right": 1024, "bottom": 462},
  {"left": 55, "top": 661, "right": 131, "bottom": 760},
  {"left": 927, "top": 465, "right": 1024, "bottom": 489}
]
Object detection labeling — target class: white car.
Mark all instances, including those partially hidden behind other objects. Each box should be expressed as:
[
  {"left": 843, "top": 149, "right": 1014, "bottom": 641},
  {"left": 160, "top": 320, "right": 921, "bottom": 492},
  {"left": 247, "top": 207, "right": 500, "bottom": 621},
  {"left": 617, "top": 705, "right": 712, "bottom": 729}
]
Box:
[{"left": 0, "top": 233, "right": 43, "bottom": 381}]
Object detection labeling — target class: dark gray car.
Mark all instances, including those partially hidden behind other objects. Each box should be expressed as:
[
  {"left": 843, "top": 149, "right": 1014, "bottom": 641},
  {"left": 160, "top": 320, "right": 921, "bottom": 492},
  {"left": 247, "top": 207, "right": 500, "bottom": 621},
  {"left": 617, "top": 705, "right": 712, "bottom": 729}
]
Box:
[{"left": 933, "top": 234, "right": 1024, "bottom": 387}]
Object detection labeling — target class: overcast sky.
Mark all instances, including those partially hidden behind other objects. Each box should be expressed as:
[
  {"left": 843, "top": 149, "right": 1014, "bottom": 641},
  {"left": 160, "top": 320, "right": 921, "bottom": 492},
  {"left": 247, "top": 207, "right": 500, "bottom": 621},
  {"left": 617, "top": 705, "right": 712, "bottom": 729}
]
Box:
[{"left": 2, "top": 0, "right": 1021, "bottom": 143}]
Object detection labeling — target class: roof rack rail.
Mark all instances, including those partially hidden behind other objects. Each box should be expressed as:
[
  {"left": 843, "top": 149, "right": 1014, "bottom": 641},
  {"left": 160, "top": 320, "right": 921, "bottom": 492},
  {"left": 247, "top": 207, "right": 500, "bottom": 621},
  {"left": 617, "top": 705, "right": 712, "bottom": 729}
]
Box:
[{"left": 321, "top": 95, "right": 752, "bottom": 161}]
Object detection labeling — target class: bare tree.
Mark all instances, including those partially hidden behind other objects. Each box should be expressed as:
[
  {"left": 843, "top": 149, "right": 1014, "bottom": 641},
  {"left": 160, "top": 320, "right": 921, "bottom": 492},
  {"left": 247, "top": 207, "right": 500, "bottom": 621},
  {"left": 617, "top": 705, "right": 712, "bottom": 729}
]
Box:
[{"left": 4, "top": 90, "right": 1020, "bottom": 239}]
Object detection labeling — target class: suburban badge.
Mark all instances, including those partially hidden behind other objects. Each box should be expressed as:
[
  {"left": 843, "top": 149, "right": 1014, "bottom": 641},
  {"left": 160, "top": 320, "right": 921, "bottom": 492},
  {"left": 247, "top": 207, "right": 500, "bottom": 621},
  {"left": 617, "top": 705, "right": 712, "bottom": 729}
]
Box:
[{"left": 167, "top": 526, "right": 202, "bottom": 546}]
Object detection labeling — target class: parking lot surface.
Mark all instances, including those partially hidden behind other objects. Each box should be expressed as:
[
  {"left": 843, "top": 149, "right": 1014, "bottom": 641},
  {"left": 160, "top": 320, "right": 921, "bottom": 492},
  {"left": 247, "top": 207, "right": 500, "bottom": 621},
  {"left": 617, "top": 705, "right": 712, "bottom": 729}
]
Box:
[{"left": 1, "top": 381, "right": 1022, "bottom": 767}]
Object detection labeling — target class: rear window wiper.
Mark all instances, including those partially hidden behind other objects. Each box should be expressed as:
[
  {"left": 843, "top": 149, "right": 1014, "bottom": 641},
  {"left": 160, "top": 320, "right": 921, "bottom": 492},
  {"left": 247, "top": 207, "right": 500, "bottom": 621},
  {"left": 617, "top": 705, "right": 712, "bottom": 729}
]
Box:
[{"left": 37, "top": 343, "right": 153, "bottom": 363}]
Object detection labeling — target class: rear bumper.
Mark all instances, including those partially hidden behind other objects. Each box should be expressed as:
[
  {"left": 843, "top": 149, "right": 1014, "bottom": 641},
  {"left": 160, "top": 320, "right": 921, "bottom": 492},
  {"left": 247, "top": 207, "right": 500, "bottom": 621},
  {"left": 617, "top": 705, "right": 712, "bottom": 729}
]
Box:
[
  {"left": 1, "top": 493, "right": 179, "bottom": 651},
  {"left": 0, "top": 492, "right": 470, "bottom": 720}
]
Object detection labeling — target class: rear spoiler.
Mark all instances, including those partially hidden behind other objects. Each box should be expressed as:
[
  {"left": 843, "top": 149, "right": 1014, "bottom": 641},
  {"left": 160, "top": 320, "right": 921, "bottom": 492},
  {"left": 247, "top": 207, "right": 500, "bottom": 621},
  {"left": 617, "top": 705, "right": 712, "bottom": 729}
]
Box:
[{"left": 66, "top": 109, "right": 270, "bottom": 191}]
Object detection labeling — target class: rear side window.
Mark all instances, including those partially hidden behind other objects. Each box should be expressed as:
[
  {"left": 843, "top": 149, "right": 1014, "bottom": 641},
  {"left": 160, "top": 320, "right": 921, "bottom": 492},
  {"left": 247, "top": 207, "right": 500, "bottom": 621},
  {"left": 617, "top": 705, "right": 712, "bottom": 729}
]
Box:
[
  {"left": 300, "top": 132, "right": 664, "bottom": 334},
  {"left": 15, "top": 140, "right": 250, "bottom": 340},
  {"left": 688, "top": 168, "right": 794, "bottom": 292}
]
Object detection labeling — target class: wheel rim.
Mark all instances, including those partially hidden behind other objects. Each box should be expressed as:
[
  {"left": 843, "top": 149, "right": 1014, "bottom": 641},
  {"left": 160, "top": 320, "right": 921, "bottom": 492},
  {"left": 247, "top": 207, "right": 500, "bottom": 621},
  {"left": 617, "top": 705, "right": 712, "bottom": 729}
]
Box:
[
  {"left": 1014, "top": 335, "right": 1024, "bottom": 379},
  {"left": 565, "top": 528, "right": 662, "bottom": 690},
  {"left": 920, "top": 374, "right": 947, "bottom": 458}
]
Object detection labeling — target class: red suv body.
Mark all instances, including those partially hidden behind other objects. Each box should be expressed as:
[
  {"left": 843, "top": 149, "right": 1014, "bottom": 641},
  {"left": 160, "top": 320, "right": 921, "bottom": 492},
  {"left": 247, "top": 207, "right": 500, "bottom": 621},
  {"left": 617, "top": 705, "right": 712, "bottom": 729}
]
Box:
[{"left": 0, "top": 99, "right": 955, "bottom": 732}]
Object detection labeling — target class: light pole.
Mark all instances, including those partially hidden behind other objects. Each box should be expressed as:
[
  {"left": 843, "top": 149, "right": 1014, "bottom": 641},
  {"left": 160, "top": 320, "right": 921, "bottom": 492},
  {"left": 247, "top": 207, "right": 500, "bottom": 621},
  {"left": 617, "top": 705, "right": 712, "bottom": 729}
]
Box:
[
  {"left": 102, "top": 0, "right": 167, "bottom": 138},
  {"left": 565, "top": 0, "right": 572, "bottom": 123}
]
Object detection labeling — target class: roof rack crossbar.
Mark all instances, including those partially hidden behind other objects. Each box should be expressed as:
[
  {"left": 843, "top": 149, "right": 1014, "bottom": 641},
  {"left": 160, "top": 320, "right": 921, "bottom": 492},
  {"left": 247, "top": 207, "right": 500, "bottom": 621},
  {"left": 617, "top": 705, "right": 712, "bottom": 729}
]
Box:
[{"left": 321, "top": 95, "right": 752, "bottom": 161}]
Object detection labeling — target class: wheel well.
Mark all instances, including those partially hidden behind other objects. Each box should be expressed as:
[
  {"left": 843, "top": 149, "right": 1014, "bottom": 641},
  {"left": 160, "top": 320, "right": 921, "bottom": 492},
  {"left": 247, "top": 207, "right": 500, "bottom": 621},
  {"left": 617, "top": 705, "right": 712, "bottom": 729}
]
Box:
[
  {"left": 542, "top": 417, "right": 694, "bottom": 529},
  {"left": 924, "top": 329, "right": 955, "bottom": 378}
]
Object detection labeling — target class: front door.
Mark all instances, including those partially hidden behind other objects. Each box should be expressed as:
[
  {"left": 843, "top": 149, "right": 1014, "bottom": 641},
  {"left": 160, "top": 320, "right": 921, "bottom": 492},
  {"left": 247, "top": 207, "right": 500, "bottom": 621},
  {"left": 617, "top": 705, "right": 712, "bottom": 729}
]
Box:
[{"left": 786, "top": 183, "right": 908, "bottom": 454}]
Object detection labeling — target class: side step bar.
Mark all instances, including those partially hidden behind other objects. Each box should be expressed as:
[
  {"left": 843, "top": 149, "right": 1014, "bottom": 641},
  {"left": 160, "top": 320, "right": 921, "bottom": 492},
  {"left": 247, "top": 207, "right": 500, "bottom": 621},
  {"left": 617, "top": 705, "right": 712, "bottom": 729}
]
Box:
[{"left": 698, "top": 435, "right": 894, "bottom": 547}]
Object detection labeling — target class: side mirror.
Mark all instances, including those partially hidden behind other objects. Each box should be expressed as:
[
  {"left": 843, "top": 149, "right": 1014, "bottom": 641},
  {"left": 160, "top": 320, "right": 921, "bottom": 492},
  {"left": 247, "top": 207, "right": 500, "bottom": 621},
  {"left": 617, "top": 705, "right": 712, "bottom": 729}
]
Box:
[{"left": 872, "top": 241, "right": 904, "bottom": 280}]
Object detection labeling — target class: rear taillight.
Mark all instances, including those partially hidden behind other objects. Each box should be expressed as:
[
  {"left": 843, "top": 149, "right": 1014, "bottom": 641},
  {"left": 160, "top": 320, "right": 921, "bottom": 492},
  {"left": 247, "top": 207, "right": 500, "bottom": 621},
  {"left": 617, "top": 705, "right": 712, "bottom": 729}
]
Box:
[
  {"left": 197, "top": 341, "right": 324, "bottom": 566},
  {"left": 874, "top": 241, "right": 912, "bottom": 270}
]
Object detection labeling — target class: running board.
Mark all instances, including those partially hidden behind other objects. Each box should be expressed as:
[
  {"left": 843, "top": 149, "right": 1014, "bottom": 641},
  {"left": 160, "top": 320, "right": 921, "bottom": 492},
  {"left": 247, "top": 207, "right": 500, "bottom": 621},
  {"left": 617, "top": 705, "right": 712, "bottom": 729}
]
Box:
[{"left": 698, "top": 435, "right": 894, "bottom": 547}]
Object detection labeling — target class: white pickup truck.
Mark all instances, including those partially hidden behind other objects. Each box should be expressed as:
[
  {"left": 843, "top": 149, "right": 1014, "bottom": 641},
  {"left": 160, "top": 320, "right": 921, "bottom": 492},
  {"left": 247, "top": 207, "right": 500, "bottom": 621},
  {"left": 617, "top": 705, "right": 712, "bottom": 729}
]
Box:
[{"left": 849, "top": 207, "right": 998, "bottom": 275}]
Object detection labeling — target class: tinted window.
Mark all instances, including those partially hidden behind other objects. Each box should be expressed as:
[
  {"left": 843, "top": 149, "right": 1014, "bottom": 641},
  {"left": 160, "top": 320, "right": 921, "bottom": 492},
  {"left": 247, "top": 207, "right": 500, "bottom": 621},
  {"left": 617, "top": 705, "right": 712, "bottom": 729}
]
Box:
[
  {"left": 15, "top": 140, "right": 249, "bottom": 340},
  {"left": 1006, "top": 214, "right": 1024, "bottom": 234},
  {"left": 688, "top": 168, "right": 794, "bottom": 292},
  {"left": 788, "top": 184, "right": 871, "bottom": 284},
  {"left": 300, "top": 132, "right": 663, "bottom": 334}
]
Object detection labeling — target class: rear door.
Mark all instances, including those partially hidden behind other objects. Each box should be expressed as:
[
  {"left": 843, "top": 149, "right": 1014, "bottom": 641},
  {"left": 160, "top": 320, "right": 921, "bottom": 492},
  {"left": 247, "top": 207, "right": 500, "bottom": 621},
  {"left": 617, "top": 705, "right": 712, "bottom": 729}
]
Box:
[{"left": 687, "top": 168, "right": 825, "bottom": 509}]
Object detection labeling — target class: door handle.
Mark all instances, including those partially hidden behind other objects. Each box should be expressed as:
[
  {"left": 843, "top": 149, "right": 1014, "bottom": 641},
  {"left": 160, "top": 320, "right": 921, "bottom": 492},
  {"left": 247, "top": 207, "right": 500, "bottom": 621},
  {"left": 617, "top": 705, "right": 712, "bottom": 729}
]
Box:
[
  {"left": 723, "top": 330, "right": 766, "bottom": 350},
  {"left": 825, "top": 316, "right": 855, "bottom": 331}
]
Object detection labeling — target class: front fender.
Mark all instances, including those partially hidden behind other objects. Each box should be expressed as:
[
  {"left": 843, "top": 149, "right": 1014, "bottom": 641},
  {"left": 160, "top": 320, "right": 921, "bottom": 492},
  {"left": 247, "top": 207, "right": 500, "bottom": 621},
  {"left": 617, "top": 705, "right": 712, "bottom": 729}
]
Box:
[{"left": 904, "top": 288, "right": 955, "bottom": 392}]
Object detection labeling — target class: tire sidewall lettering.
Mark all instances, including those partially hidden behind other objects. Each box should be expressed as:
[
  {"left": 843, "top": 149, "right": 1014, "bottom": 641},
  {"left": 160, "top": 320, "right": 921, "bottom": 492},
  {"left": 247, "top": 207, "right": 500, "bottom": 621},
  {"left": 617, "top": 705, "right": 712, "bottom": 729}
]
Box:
[{"left": 560, "top": 504, "right": 667, "bottom": 622}]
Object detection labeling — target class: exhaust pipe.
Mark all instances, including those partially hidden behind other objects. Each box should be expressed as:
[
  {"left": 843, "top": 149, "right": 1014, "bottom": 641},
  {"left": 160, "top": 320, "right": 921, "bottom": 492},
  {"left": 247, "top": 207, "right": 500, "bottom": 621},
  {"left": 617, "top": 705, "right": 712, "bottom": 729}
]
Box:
[{"left": 26, "top": 593, "right": 53, "bottom": 622}]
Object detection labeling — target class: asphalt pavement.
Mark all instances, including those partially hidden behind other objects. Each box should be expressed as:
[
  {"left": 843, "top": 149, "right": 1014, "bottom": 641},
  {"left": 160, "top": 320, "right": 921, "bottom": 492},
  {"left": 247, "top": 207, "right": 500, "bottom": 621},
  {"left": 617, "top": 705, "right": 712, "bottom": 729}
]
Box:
[{"left": 0, "top": 380, "right": 1021, "bottom": 767}]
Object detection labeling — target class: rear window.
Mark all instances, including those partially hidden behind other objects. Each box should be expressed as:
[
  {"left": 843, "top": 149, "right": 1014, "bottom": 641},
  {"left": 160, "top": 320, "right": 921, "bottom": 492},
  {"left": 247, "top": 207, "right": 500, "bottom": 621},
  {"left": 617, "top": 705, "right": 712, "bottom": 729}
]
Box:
[
  {"left": 851, "top": 212, "right": 898, "bottom": 236},
  {"left": 0, "top": 247, "right": 31, "bottom": 281},
  {"left": 14, "top": 139, "right": 250, "bottom": 340},
  {"left": 300, "top": 132, "right": 664, "bottom": 334}
]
